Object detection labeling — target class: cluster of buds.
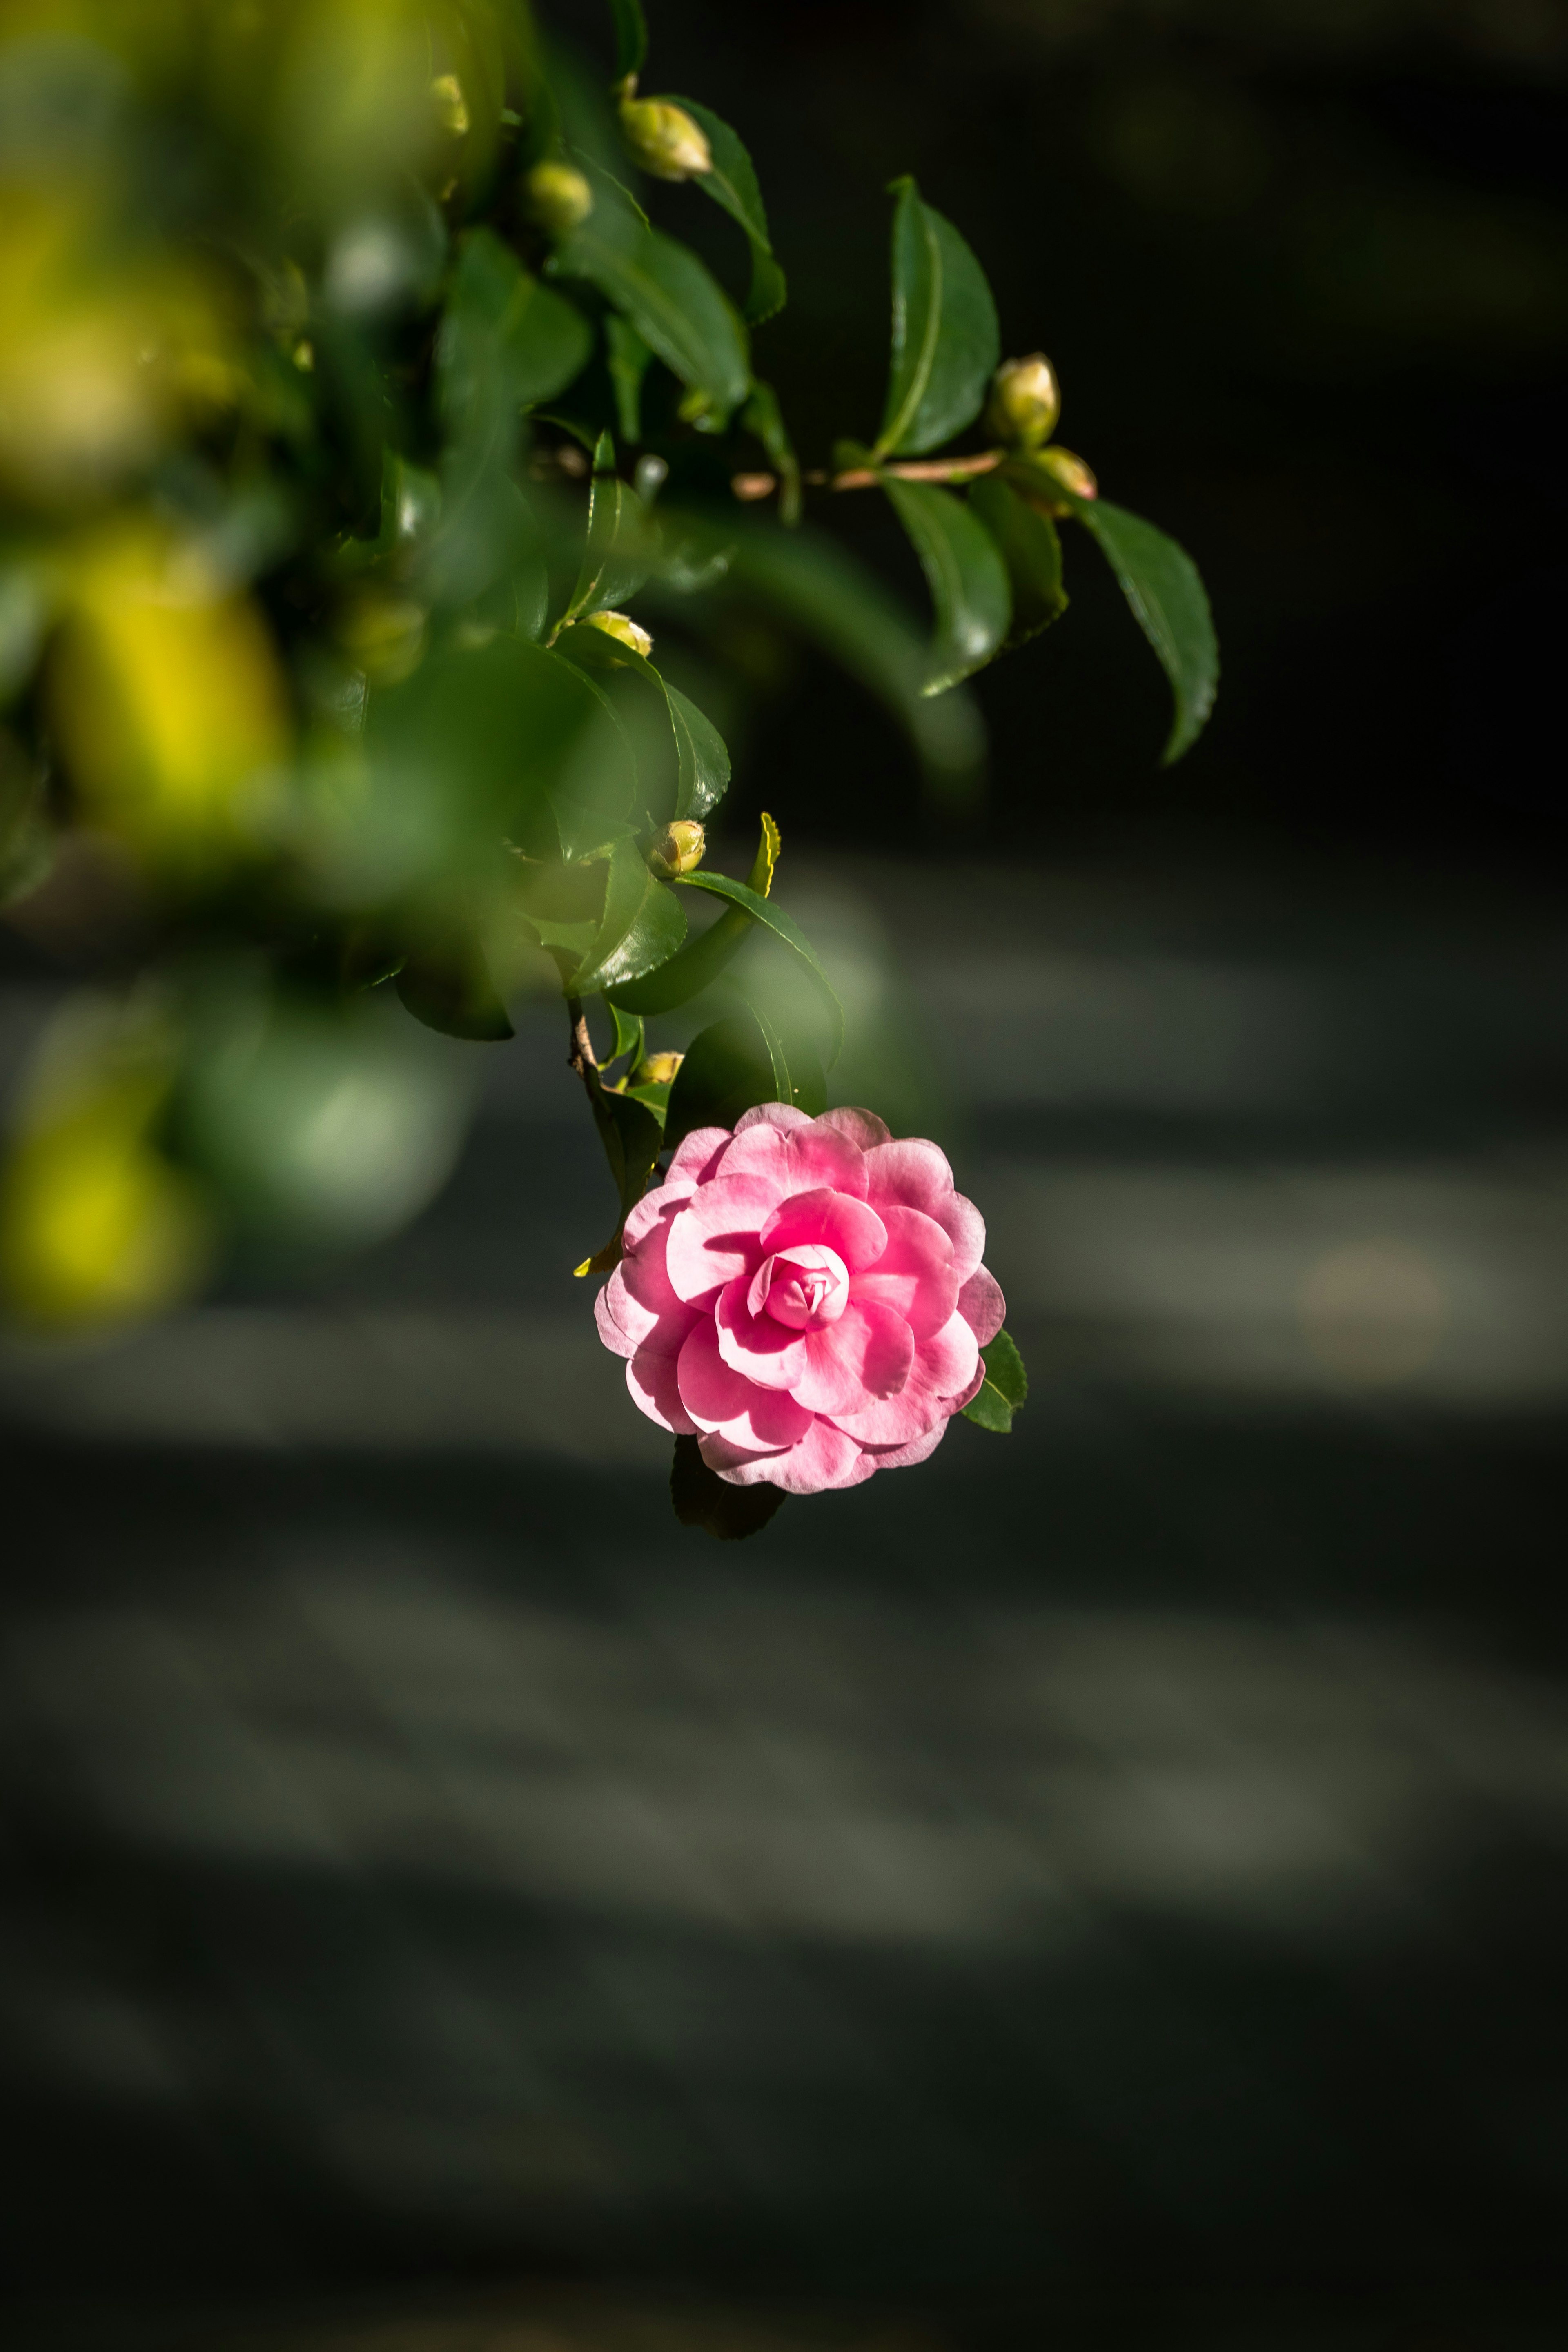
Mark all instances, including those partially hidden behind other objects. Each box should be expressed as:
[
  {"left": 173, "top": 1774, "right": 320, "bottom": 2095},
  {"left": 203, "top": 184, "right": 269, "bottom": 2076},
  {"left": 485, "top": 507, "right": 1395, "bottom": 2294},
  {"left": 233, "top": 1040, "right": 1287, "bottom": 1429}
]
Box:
[
  {"left": 617, "top": 78, "right": 712, "bottom": 181},
  {"left": 986, "top": 353, "right": 1061, "bottom": 451},
  {"left": 644, "top": 821, "right": 705, "bottom": 879}
]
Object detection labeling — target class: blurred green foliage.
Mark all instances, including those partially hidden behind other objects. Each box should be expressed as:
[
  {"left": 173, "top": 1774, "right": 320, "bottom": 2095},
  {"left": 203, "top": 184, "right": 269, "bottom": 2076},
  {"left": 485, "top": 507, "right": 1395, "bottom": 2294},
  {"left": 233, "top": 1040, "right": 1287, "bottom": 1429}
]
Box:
[{"left": 0, "top": 0, "right": 1214, "bottom": 1345}]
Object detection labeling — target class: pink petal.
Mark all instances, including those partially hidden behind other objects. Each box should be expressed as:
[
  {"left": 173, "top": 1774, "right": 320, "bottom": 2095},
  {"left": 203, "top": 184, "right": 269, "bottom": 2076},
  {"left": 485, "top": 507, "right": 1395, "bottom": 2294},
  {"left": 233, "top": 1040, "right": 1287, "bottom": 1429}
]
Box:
[
  {"left": 958, "top": 1264, "right": 1006, "bottom": 1345},
  {"left": 761, "top": 1188, "right": 888, "bottom": 1275},
  {"left": 620, "top": 1197, "right": 688, "bottom": 1318},
  {"left": 850, "top": 1204, "right": 958, "bottom": 1338},
  {"left": 666, "top": 1126, "right": 732, "bottom": 1185},
  {"left": 951, "top": 1356, "right": 987, "bottom": 1412},
  {"left": 932, "top": 1190, "right": 987, "bottom": 1281},
  {"left": 677, "top": 1320, "right": 814, "bottom": 1448},
  {"left": 595, "top": 1267, "right": 653, "bottom": 1359},
  {"left": 702, "top": 1417, "right": 875, "bottom": 1494},
  {"left": 715, "top": 1274, "right": 806, "bottom": 1391},
  {"left": 622, "top": 1186, "right": 674, "bottom": 1250},
  {"left": 828, "top": 1310, "right": 979, "bottom": 1445},
  {"left": 663, "top": 1175, "right": 780, "bottom": 1305},
  {"left": 627, "top": 1348, "right": 697, "bottom": 1435},
  {"left": 862, "top": 1414, "right": 954, "bottom": 1472},
  {"left": 787, "top": 1298, "right": 914, "bottom": 1416},
  {"left": 816, "top": 1107, "right": 890, "bottom": 1151},
  {"left": 862, "top": 1137, "right": 956, "bottom": 1218},
  {"left": 719, "top": 1114, "right": 869, "bottom": 1199},
  {"left": 735, "top": 1102, "right": 812, "bottom": 1134}
]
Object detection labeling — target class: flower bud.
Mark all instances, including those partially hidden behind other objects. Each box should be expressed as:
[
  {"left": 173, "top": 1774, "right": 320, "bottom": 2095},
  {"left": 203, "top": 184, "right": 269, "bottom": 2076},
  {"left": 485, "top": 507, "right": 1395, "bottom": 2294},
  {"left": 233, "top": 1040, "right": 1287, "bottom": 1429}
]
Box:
[
  {"left": 582, "top": 610, "right": 652, "bottom": 659},
  {"left": 1014, "top": 445, "right": 1099, "bottom": 516},
  {"left": 985, "top": 354, "right": 1060, "bottom": 450},
  {"left": 618, "top": 90, "right": 712, "bottom": 182},
  {"left": 645, "top": 821, "right": 704, "bottom": 879},
  {"left": 524, "top": 160, "right": 593, "bottom": 232},
  {"left": 430, "top": 74, "right": 469, "bottom": 138},
  {"left": 633, "top": 1050, "right": 684, "bottom": 1087}
]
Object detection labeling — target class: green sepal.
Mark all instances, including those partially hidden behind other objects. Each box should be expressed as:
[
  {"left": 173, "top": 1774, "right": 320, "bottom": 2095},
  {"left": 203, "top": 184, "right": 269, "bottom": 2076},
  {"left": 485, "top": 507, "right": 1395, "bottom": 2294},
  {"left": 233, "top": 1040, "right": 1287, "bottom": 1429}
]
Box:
[
  {"left": 880, "top": 476, "right": 1011, "bottom": 693},
  {"left": 961, "top": 1328, "right": 1028, "bottom": 1433},
  {"left": 968, "top": 474, "right": 1068, "bottom": 648},
  {"left": 668, "top": 96, "right": 787, "bottom": 325},
  {"left": 874, "top": 176, "right": 999, "bottom": 460}
]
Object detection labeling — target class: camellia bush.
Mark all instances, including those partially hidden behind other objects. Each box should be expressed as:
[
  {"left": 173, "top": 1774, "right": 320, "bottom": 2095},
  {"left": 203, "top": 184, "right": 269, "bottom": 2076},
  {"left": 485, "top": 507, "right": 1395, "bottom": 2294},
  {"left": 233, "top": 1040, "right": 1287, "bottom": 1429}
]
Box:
[{"left": 0, "top": 0, "right": 1216, "bottom": 1533}]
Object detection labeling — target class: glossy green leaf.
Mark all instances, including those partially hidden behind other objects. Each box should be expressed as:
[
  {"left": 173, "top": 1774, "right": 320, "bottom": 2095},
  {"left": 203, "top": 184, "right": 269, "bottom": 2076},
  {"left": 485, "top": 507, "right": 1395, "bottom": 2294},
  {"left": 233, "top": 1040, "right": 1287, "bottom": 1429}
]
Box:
[
  {"left": 874, "top": 177, "right": 999, "bottom": 461},
  {"left": 571, "top": 834, "right": 688, "bottom": 996},
  {"left": 577, "top": 1080, "right": 663, "bottom": 1270},
  {"left": 602, "top": 998, "right": 645, "bottom": 1068},
  {"left": 669, "top": 96, "right": 787, "bottom": 325},
  {"left": 438, "top": 229, "right": 593, "bottom": 426},
  {"left": 394, "top": 942, "right": 514, "bottom": 1042},
  {"left": 1013, "top": 466, "right": 1220, "bottom": 763},
  {"left": 1077, "top": 499, "right": 1219, "bottom": 764},
  {"left": 880, "top": 477, "right": 1011, "bottom": 693},
  {"left": 563, "top": 466, "right": 652, "bottom": 624},
  {"left": 968, "top": 474, "right": 1068, "bottom": 648},
  {"left": 673, "top": 869, "right": 843, "bottom": 1065},
  {"left": 608, "top": 0, "right": 648, "bottom": 80},
  {"left": 663, "top": 1013, "right": 782, "bottom": 1153},
  {"left": 606, "top": 813, "right": 772, "bottom": 1016},
  {"left": 961, "top": 1327, "right": 1028, "bottom": 1433},
  {"left": 606, "top": 316, "right": 653, "bottom": 443},
  {"left": 664, "top": 682, "right": 731, "bottom": 821},
  {"left": 671, "top": 1434, "right": 786, "bottom": 1539},
  {"left": 557, "top": 221, "right": 750, "bottom": 422}
]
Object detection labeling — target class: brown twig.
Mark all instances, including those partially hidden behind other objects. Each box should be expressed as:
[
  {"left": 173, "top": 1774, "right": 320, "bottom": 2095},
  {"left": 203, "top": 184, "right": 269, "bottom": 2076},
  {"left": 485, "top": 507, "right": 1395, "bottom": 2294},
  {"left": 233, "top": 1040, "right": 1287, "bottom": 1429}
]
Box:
[
  {"left": 733, "top": 449, "right": 1006, "bottom": 502},
  {"left": 566, "top": 993, "right": 598, "bottom": 1086}
]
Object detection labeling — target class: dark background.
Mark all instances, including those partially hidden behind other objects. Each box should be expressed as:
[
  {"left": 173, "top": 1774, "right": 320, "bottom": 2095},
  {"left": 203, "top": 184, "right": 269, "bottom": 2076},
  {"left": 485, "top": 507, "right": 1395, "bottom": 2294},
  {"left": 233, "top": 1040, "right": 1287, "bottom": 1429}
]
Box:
[{"left": 4, "top": 5, "right": 1568, "bottom": 2349}]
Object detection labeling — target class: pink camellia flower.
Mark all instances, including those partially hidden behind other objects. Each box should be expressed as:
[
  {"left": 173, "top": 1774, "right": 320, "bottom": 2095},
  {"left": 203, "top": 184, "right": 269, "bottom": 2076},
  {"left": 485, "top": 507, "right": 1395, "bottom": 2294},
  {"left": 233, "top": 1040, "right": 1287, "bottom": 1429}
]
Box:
[{"left": 594, "top": 1104, "right": 1005, "bottom": 1494}]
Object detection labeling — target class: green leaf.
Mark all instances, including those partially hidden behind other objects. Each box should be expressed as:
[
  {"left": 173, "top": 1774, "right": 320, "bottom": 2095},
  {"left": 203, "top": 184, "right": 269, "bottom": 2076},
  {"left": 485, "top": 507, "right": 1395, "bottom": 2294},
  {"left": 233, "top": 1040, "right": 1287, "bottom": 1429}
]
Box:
[
  {"left": 439, "top": 229, "right": 593, "bottom": 425},
  {"left": 394, "top": 943, "right": 515, "bottom": 1042},
  {"left": 664, "top": 1011, "right": 793, "bottom": 1152},
  {"left": 668, "top": 96, "right": 787, "bottom": 325},
  {"left": 742, "top": 379, "right": 800, "bottom": 526},
  {"left": 606, "top": 812, "right": 773, "bottom": 1016},
  {"left": 1011, "top": 466, "right": 1219, "bottom": 764},
  {"left": 605, "top": 316, "right": 653, "bottom": 443},
  {"left": 968, "top": 474, "right": 1068, "bottom": 647},
  {"left": 672, "top": 869, "right": 844, "bottom": 1065},
  {"left": 562, "top": 464, "right": 652, "bottom": 624},
  {"left": 961, "top": 1327, "right": 1028, "bottom": 1433},
  {"left": 874, "top": 177, "right": 999, "bottom": 461},
  {"left": 707, "top": 517, "right": 984, "bottom": 793},
  {"left": 671, "top": 1433, "right": 786, "bottom": 1539},
  {"left": 608, "top": 0, "right": 648, "bottom": 81},
  {"left": 602, "top": 998, "right": 645, "bottom": 1068},
  {"left": 1077, "top": 498, "right": 1219, "bottom": 764},
  {"left": 735, "top": 991, "right": 826, "bottom": 1117},
  {"left": 557, "top": 221, "right": 751, "bottom": 422},
  {"left": 664, "top": 681, "right": 731, "bottom": 821},
  {"left": 571, "top": 833, "right": 688, "bottom": 995},
  {"left": 577, "top": 1081, "right": 664, "bottom": 1271},
  {"left": 880, "top": 477, "right": 1011, "bottom": 693}
]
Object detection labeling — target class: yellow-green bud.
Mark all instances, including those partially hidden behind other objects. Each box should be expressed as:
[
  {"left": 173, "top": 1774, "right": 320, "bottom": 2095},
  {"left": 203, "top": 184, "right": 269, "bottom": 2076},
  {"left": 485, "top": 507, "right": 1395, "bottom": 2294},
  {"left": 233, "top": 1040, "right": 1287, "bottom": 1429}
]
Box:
[
  {"left": 618, "top": 90, "right": 712, "bottom": 182},
  {"left": 1015, "top": 445, "right": 1099, "bottom": 516},
  {"left": 633, "top": 1050, "right": 684, "bottom": 1087},
  {"left": 645, "top": 821, "right": 704, "bottom": 879},
  {"left": 985, "top": 353, "right": 1060, "bottom": 450},
  {"left": 430, "top": 74, "right": 469, "bottom": 137},
  {"left": 525, "top": 160, "right": 593, "bottom": 232},
  {"left": 582, "top": 609, "right": 652, "bottom": 659}
]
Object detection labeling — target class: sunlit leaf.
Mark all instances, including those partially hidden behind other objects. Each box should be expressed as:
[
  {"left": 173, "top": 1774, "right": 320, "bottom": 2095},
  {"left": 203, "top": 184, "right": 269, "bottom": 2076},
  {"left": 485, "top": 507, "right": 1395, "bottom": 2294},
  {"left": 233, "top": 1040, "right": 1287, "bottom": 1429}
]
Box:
[
  {"left": 602, "top": 999, "right": 646, "bottom": 1068},
  {"left": 664, "top": 680, "right": 731, "bottom": 820},
  {"left": 571, "top": 833, "right": 688, "bottom": 995},
  {"left": 880, "top": 477, "right": 1011, "bottom": 693},
  {"left": 968, "top": 474, "right": 1068, "bottom": 648},
  {"left": 669, "top": 868, "right": 842, "bottom": 1064},
  {"left": 606, "top": 811, "right": 773, "bottom": 1016},
  {"left": 874, "top": 177, "right": 999, "bottom": 461},
  {"left": 669, "top": 96, "right": 787, "bottom": 325},
  {"left": 961, "top": 1327, "right": 1029, "bottom": 1432}
]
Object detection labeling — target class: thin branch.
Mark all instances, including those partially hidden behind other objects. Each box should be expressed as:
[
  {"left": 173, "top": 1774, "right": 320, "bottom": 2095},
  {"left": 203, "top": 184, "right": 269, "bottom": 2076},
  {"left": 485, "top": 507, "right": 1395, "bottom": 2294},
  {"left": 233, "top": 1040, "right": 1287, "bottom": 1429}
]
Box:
[
  {"left": 732, "top": 449, "right": 1005, "bottom": 503},
  {"left": 566, "top": 993, "right": 598, "bottom": 1087}
]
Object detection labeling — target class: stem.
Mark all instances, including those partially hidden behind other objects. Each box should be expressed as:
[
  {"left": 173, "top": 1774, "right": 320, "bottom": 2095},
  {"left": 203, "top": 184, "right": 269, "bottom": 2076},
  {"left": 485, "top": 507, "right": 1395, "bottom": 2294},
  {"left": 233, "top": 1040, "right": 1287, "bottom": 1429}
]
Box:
[
  {"left": 732, "top": 449, "right": 1005, "bottom": 502},
  {"left": 566, "top": 993, "right": 598, "bottom": 1087}
]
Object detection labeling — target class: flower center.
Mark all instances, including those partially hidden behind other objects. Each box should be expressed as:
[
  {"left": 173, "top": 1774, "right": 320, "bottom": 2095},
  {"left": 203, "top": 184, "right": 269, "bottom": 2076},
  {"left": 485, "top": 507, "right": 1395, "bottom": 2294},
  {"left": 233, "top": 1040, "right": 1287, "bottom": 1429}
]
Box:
[{"left": 750, "top": 1242, "right": 849, "bottom": 1331}]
